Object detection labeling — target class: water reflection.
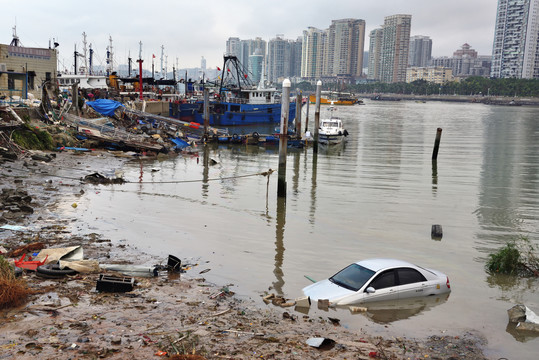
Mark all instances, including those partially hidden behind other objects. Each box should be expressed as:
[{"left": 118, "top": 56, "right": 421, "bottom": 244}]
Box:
[
  {"left": 353, "top": 293, "right": 450, "bottom": 324},
  {"left": 272, "top": 196, "right": 286, "bottom": 295}
]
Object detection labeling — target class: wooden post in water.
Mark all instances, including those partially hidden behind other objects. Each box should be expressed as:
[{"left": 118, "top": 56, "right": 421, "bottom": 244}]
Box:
[
  {"left": 203, "top": 88, "right": 210, "bottom": 139},
  {"left": 313, "top": 80, "right": 322, "bottom": 153},
  {"left": 278, "top": 79, "right": 291, "bottom": 198},
  {"left": 432, "top": 128, "right": 443, "bottom": 160},
  {"left": 295, "top": 90, "right": 302, "bottom": 137}
]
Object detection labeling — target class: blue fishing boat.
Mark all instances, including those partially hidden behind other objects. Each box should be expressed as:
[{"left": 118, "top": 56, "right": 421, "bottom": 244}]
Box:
[{"left": 170, "top": 55, "right": 296, "bottom": 126}]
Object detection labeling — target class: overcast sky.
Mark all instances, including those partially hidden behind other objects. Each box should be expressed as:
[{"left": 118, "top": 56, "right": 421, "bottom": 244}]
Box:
[{"left": 1, "top": 0, "right": 498, "bottom": 72}]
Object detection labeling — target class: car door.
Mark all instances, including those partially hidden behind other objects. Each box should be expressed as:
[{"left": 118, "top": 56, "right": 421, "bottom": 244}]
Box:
[
  {"left": 395, "top": 267, "right": 429, "bottom": 300},
  {"left": 362, "top": 269, "right": 399, "bottom": 303}
]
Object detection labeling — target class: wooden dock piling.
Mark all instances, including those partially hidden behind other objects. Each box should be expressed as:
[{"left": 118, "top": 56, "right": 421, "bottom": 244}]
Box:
[
  {"left": 295, "top": 90, "right": 302, "bottom": 137},
  {"left": 278, "top": 79, "right": 291, "bottom": 198},
  {"left": 432, "top": 128, "right": 442, "bottom": 160},
  {"left": 203, "top": 88, "right": 210, "bottom": 138}
]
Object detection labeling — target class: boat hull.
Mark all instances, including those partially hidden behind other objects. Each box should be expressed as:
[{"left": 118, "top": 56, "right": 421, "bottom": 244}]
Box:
[
  {"left": 170, "top": 101, "right": 296, "bottom": 126},
  {"left": 309, "top": 95, "right": 357, "bottom": 105},
  {"left": 318, "top": 133, "right": 344, "bottom": 145}
]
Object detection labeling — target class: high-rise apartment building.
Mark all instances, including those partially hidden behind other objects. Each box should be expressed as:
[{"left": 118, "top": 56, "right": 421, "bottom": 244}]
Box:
[
  {"left": 408, "top": 35, "right": 432, "bottom": 67},
  {"left": 367, "top": 28, "right": 384, "bottom": 80},
  {"left": 267, "top": 35, "right": 302, "bottom": 83},
  {"left": 325, "top": 18, "right": 366, "bottom": 79},
  {"left": 226, "top": 37, "right": 241, "bottom": 58},
  {"left": 491, "top": 0, "right": 539, "bottom": 78},
  {"left": 225, "top": 37, "right": 267, "bottom": 78},
  {"left": 301, "top": 27, "right": 327, "bottom": 79},
  {"left": 380, "top": 14, "right": 412, "bottom": 83}
]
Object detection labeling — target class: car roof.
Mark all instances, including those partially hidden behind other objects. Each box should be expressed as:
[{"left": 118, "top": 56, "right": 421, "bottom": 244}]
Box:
[{"left": 355, "top": 258, "right": 418, "bottom": 272}]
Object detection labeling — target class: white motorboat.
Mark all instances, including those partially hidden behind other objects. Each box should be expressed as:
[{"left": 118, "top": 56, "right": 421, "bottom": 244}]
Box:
[{"left": 318, "top": 105, "right": 348, "bottom": 145}]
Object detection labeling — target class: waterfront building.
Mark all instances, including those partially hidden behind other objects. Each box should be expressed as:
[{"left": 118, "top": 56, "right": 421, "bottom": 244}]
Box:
[
  {"left": 430, "top": 44, "right": 491, "bottom": 78},
  {"left": 301, "top": 27, "right": 327, "bottom": 80},
  {"left": 408, "top": 35, "right": 432, "bottom": 67},
  {"left": 406, "top": 66, "right": 454, "bottom": 84},
  {"left": 491, "top": 0, "right": 539, "bottom": 78},
  {"left": 380, "top": 14, "right": 412, "bottom": 83},
  {"left": 324, "top": 18, "right": 366, "bottom": 82},
  {"left": 367, "top": 28, "right": 384, "bottom": 80},
  {"left": 0, "top": 29, "right": 57, "bottom": 100}
]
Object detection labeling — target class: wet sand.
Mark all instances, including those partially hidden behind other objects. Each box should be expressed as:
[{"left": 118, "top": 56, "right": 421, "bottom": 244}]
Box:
[{"left": 0, "top": 151, "right": 489, "bottom": 359}]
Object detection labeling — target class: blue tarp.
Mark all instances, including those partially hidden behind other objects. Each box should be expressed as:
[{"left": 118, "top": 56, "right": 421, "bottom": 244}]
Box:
[
  {"left": 86, "top": 99, "right": 124, "bottom": 117},
  {"left": 171, "top": 137, "right": 190, "bottom": 150}
]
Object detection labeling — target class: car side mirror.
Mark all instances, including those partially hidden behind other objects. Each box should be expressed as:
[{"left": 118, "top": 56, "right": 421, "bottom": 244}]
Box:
[{"left": 366, "top": 287, "right": 375, "bottom": 294}]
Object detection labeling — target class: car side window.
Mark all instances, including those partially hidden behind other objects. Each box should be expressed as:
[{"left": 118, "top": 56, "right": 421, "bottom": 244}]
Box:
[
  {"left": 397, "top": 268, "right": 427, "bottom": 285},
  {"left": 368, "top": 270, "right": 396, "bottom": 290}
]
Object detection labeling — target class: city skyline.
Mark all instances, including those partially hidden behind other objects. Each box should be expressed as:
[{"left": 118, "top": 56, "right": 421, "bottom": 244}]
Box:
[{"left": 1, "top": 0, "right": 496, "bottom": 72}]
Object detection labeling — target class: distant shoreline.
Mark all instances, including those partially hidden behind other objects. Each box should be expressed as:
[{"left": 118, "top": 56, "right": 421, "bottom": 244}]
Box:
[{"left": 360, "top": 93, "right": 539, "bottom": 106}]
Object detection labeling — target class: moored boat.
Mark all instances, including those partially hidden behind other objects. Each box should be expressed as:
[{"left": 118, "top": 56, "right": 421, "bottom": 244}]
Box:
[
  {"left": 318, "top": 106, "right": 348, "bottom": 145},
  {"left": 171, "top": 55, "right": 296, "bottom": 126}
]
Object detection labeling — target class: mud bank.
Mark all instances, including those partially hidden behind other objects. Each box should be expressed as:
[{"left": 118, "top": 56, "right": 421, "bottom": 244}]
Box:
[{"left": 0, "top": 151, "right": 489, "bottom": 359}]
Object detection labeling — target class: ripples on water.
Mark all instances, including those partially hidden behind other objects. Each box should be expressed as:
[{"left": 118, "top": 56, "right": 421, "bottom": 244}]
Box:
[{"left": 69, "top": 100, "right": 539, "bottom": 358}]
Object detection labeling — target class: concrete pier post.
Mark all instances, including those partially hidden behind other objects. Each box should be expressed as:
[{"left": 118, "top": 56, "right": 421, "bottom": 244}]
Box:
[
  {"left": 313, "top": 80, "right": 322, "bottom": 153},
  {"left": 278, "top": 79, "right": 291, "bottom": 198}
]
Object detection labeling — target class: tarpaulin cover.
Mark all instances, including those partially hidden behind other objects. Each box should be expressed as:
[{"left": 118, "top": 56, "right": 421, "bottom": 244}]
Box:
[
  {"left": 86, "top": 99, "right": 124, "bottom": 116},
  {"left": 171, "top": 137, "right": 190, "bottom": 149}
]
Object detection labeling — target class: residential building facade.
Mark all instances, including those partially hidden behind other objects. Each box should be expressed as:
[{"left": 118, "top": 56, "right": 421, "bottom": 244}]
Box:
[
  {"left": 379, "top": 14, "right": 412, "bottom": 83},
  {"left": 491, "top": 0, "right": 539, "bottom": 78},
  {"left": 408, "top": 35, "right": 432, "bottom": 67},
  {"left": 267, "top": 35, "right": 302, "bottom": 84},
  {"left": 367, "top": 28, "right": 384, "bottom": 80},
  {"left": 406, "top": 66, "right": 454, "bottom": 84},
  {"left": 301, "top": 27, "right": 327, "bottom": 79},
  {"left": 325, "top": 18, "right": 366, "bottom": 80}
]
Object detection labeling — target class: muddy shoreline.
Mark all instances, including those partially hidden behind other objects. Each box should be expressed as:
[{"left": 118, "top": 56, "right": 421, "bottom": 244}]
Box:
[{"left": 1, "top": 151, "right": 489, "bottom": 359}]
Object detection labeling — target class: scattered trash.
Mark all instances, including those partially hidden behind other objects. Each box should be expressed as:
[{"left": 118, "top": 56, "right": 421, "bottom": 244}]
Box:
[
  {"left": 0, "top": 225, "right": 27, "bottom": 232},
  {"left": 306, "top": 337, "right": 335, "bottom": 349},
  {"left": 83, "top": 172, "right": 125, "bottom": 185},
  {"left": 71, "top": 203, "right": 78, "bottom": 208},
  {"left": 304, "top": 275, "right": 317, "bottom": 283},
  {"left": 199, "top": 268, "right": 211, "bottom": 274},
  {"left": 99, "top": 264, "right": 158, "bottom": 277},
  {"left": 34, "top": 245, "right": 83, "bottom": 264},
  {"left": 167, "top": 255, "right": 182, "bottom": 273},
  {"left": 349, "top": 306, "right": 368, "bottom": 313},
  {"left": 508, "top": 304, "right": 539, "bottom": 332},
  {"left": 96, "top": 274, "right": 135, "bottom": 293},
  {"left": 294, "top": 296, "right": 311, "bottom": 308},
  {"left": 35, "top": 263, "right": 78, "bottom": 279},
  {"left": 14, "top": 254, "right": 48, "bottom": 271},
  {"left": 318, "top": 299, "right": 330, "bottom": 311}
]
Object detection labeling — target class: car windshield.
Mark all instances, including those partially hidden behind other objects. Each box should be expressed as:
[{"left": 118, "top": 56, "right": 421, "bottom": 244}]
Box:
[{"left": 329, "top": 264, "right": 376, "bottom": 291}]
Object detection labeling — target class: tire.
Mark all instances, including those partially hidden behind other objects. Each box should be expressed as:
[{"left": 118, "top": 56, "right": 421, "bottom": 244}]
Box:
[
  {"left": 252, "top": 132, "right": 260, "bottom": 139},
  {"left": 232, "top": 134, "right": 239, "bottom": 140},
  {"left": 36, "top": 263, "right": 78, "bottom": 278},
  {"left": 201, "top": 134, "right": 208, "bottom": 142}
]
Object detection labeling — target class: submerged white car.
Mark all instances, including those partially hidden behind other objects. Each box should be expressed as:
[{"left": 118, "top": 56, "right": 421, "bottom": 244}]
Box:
[{"left": 302, "top": 258, "right": 451, "bottom": 306}]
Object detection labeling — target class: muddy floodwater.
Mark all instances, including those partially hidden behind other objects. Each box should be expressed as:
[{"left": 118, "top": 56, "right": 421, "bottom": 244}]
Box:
[{"left": 61, "top": 100, "right": 538, "bottom": 359}]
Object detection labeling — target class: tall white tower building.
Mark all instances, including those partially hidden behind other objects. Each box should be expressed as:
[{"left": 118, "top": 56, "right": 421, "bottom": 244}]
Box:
[{"left": 491, "top": 0, "right": 539, "bottom": 78}]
